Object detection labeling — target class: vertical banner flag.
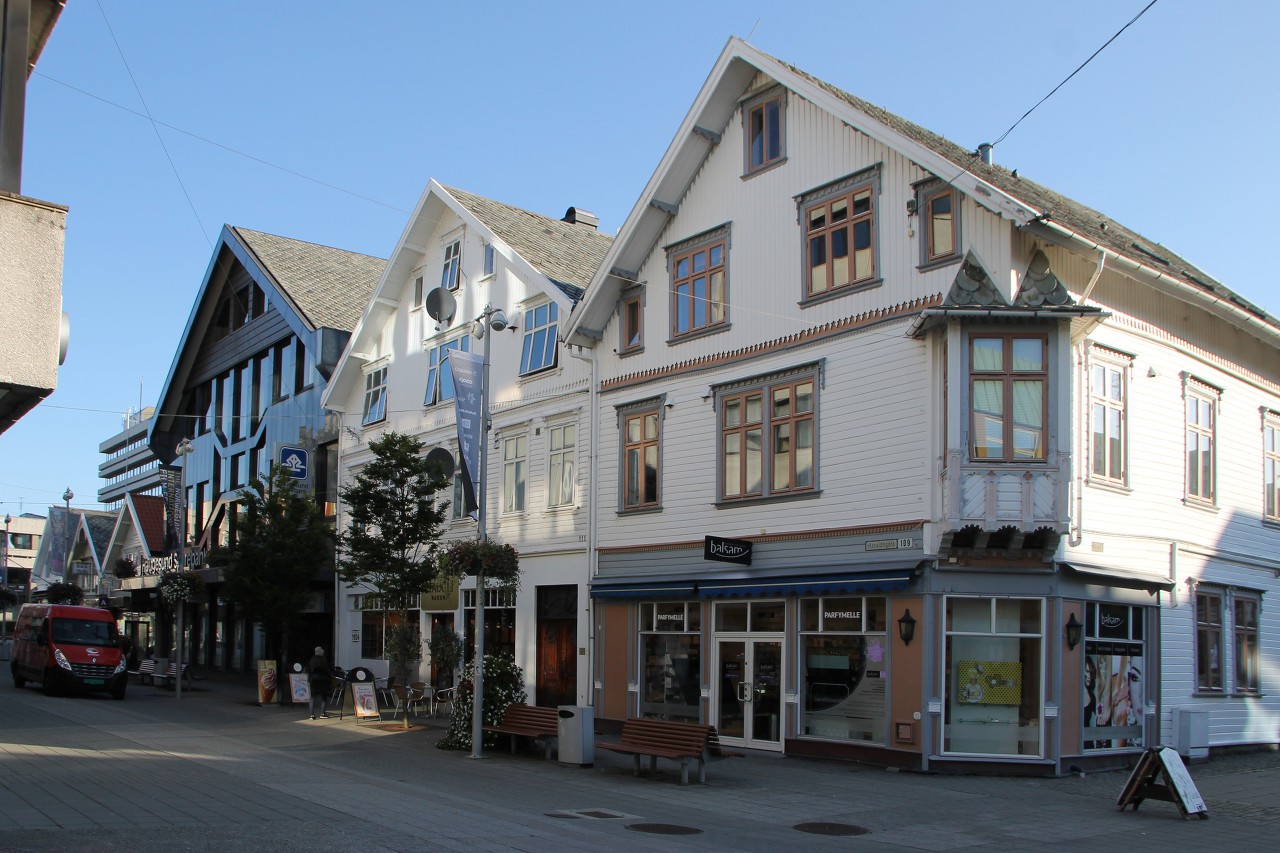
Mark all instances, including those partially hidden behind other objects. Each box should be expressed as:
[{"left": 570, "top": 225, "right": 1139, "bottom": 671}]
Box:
[{"left": 449, "top": 350, "right": 484, "bottom": 516}]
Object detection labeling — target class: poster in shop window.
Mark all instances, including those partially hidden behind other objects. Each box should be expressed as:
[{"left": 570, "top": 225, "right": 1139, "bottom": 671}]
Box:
[{"left": 1084, "top": 641, "right": 1144, "bottom": 749}]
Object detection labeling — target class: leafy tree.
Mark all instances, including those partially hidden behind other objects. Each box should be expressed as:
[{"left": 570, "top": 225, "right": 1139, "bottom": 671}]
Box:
[
  {"left": 224, "top": 464, "right": 334, "bottom": 666},
  {"left": 45, "top": 582, "right": 84, "bottom": 605},
  {"left": 337, "top": 432, "right": 449, "bottom": 721},
  {"left": 0, "top": 587, "right": 18, "bottom": 609}
]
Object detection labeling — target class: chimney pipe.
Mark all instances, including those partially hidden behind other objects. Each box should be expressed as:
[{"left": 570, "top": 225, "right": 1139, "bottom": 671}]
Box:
[
  {"left": 978, "top": 143, "right": 993, "bottom": 166},
  {"left": 562, "top": 207, "right": 599, "bottom": 229}
]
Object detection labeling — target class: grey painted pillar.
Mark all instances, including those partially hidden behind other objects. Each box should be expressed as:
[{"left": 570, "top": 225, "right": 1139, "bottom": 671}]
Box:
[{"left": 0, "top": 0, "right": 32, "bottom": 194}]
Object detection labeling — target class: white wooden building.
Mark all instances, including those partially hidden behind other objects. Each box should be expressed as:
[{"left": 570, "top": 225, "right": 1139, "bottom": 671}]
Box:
[
  {"left": 564, "top": 38, "right": 1279, "bottom": 772},
  {"left": 323, "top": 182, "right": 611, "bottom": 705}
]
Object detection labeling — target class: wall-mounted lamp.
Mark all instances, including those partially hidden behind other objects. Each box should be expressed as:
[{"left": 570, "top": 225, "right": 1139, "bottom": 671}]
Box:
[
  {"left": 905, "top": 198, "right": 918, "bottom": 216},
  {"left": 1065, "top": 612, "right": 1082, "bottom": 650},
  {"left": 897, "top": 609, "right": 917, "bottom": 646}
]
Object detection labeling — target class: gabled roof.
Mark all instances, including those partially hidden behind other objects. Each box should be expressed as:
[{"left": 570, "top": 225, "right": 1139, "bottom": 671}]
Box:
[
  {"left": 127, "top": 493, "right": 168, "bottom": 555},
  {"left": 444, "top": 187, "right": 612, "bottom": 300},
  {"left": 150, "top": 225, "right": 385, "bottom": 456},
  {"left": 324, "top": 182, "right": 612, "bottom": 410},
  {"left": 72, "top": 509, "right": 118, "bottom": 575},
  {"left": 565, "top": 37, "right": 1280, "bottom": 348},
  {"left": 231, "top": 227, "right": 387, "bottom": 331}
]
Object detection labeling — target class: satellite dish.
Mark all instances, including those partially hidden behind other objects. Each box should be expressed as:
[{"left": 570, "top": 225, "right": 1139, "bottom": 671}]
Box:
[
  {"left": 425, "top": 447, "right": 455, "bottom": 481},
  {"left": 425, "top": 287, "right": 457, "bottom": 324}
]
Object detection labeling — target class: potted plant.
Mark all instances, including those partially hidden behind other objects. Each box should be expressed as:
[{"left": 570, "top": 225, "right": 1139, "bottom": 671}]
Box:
[
  {"left": 113, "top": 558, "right": 137, "bottom": 579},
  {"left": 438, "top": 539, "right": 520, "bottom": 587}
]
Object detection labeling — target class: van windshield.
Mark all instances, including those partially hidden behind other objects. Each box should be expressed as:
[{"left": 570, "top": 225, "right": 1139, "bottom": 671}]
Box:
[{"left": 51, "top": 619, "right": 118, "bottom": 646}]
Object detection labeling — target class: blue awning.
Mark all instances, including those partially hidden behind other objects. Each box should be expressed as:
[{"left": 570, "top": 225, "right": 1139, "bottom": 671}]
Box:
[{"left": 591, "top": 562, "right": 922, "bottom": 600}]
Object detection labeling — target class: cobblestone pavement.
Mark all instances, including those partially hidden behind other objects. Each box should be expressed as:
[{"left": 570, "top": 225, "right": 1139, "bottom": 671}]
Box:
[{"left": 0, "top": 674, "right": 1276, "bottom": 852}]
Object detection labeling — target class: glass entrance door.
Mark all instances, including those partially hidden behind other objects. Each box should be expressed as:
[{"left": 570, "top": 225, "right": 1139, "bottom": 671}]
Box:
[{"left": 717, "top": 639, "right": 783, "bottom": 750}]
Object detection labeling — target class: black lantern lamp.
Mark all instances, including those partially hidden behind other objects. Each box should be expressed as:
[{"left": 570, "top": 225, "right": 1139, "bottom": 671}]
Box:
[
  {"left": 1065, "top": 612, "right": 1083, "bottom": 650},
  {"left": 897, "top": 609, "right": 917, "bottom": 646}
]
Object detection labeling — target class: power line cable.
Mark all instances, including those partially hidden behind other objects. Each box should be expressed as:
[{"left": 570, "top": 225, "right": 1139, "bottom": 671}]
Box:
[
  {"left": 32, "top": 71, "right": 410, "bottom": 215},
  {"left": 94, "top": 0, "right": 212, "bottom": 248},
  {"left": 990, "top": 0, "right": 1160, "bottom": 149}
]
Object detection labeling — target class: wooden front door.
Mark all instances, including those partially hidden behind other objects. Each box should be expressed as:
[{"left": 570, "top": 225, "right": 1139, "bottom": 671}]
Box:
[{"left": 535, "top": 585, "right": 577, "bottom": 707}]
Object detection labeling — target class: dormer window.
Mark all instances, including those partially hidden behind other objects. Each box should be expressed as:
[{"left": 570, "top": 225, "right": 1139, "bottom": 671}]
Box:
[{"left": 743, "top": 88, "right": 786, "bottom": 175}]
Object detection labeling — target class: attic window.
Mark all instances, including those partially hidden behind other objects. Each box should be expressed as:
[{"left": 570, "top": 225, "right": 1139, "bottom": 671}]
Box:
[
  {"left": 742, "top": 88, "right": 786, "bottom": 176},
  {"left": 1130, "top": 242, "right": 1169, "bottom": 266}
]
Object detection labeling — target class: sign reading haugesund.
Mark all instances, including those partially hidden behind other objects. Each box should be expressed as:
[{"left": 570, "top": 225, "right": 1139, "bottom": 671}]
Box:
[{"left": 704, "top": 535, "right": 752, "bottom": 565}]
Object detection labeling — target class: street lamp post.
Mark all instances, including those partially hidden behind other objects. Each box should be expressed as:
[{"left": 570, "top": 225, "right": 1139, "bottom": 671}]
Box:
[
  {"left": 61, "top": 488, "right": 73, "bottom": 587},
  {"left": 470, "top": 304, "right": 508, "bottom": 760},
  {"left": 173, "top": 438, "right": 195, "bottom": 701}
]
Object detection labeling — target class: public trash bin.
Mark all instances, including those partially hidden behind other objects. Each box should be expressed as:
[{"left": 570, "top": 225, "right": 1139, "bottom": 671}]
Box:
[{"left": 557, "top": 705, "right": 594, "bottom": 767}]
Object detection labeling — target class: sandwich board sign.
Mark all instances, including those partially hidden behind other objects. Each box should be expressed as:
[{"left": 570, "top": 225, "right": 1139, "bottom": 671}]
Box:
[{"left": 1116, "top": 746, "right": 1208, "bottom": 819}]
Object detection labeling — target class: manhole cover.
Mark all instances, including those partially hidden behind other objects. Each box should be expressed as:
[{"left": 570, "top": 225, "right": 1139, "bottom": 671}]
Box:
[
  {"left": 625, "top": 823, "right": 703, "bottom": 835},
  {"left": 545, "top": 813, "right": 579, "bottom": 819},
  {"left": 794, "top": 822, "right": 870, "bottom": 836},
  {"left": 578, "top": 810, "right": 625, "bottom": 819}
]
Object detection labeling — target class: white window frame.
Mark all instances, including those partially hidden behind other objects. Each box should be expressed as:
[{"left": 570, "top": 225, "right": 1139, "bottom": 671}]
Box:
[
  {"left": 441, "top": 238, "right": 462, "bottom": 291},
  {"left": 1265, "top": 412, "right": 1280, "bottom": 523},
  {"left": 1184, "top": 377, "right": 1219, "bottom": 505},
  {"left": 424, "top": 336, "right": 471, "bottom": 407},
  {"left": 1089, "top": 349, "right": 1130, "bottom": 487},
  {"left": 547, "top": 422, "right": 576, "bottom": 508},
  {"left": 502, "top": 434, "right": 527, "bottom": 514},
  {"left": 519, "top": 300, "right": 559, "bottom": 375},
  {"left": 361, "top": 363, "right": 388, "bottom": 426}
]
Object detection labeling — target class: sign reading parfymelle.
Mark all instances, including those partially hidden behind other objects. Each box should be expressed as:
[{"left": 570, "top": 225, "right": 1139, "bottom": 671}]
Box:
[{"left": 704, "top": 535, "right": 752, "bottom": 565}]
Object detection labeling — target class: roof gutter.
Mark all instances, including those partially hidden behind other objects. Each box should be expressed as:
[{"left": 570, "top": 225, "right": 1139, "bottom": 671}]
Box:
[{"left": 1031, "top": 219, "right": 1280, "bottom": 347}]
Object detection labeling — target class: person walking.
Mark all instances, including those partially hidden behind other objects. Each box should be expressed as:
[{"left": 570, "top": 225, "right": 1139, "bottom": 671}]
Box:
[{"left": 307, "top": 647, "right": 333, "bottom": 720}]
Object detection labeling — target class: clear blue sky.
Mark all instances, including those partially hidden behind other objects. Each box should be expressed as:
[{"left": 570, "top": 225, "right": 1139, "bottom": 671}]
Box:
[{"left": 2, "top": 0, "right": 1275, "bottom": 515}]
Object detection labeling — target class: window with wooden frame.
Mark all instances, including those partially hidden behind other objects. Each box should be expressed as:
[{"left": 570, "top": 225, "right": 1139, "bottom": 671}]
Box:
[
  {"left": 621, "top": 404, "right": 661, "bottom": 511},
  {"left": 719, "top": 369, "right": 817, "bottom": 502},
  {"left": 1089, "top": 352, "right": 1129, "bottom": 485},
  {"left": 1234, "top": 593, "right": 1260, "bottom": 693},
  {"left": 482, "top": 242, "right": 495, "bottom": 278},
  {"left": 669, "top": 229, "right": 728, "bottom": 339},
  {"left": 1195, "top": 588, "right": 1224, "bottom": 692},
  {"left": 620, "top": 291, "right": 644, "bottom": 355},
  {"left": 743, "top": 88, "right": 785, "bottom": 174},
  {"left": 917, "top": 182, "right": 961, "bottom": 266},
  {"left": 361, "top": 364, "right": 388, "bottom": 426},
  {"left": 1264, "top": 413, "right": 1280, "bottom": 522},
  {"left": 1185, "top": 381, "right": 1217, "bottom": 503},
  {"left": 440, "top": 239, "right": 461, "bottom": 291},
  {"left": 801, "top": 170, "right": 879, "bottom": 298},
  {"left": 970, "top": 334, "right": 1047, "bottom": 461}
]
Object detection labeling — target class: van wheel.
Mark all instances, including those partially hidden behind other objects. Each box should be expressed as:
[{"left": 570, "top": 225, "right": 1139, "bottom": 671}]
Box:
[
  {"left": 111, "top": 686, "right": 126, "bottom": 701},
  {"left": 10, "top": 664, "right": 24, "bottom": 689},
  {"left": 42, "top": 671, "right": 59, "bottom": 696}
]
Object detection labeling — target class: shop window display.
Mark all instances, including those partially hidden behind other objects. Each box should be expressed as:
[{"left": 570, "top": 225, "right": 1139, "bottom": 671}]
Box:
[
  {"left": 799, "top": 596, "right": 887, "bottom": 742},
  {"left": 944, "top": 597, "right": 1043, "bottom": 756},
  {"left": 640, "top": 602, "right": 701, "bottom": 723},
  {"left": 1082, "top": 602, "right": 1145, "bottom": 750}
]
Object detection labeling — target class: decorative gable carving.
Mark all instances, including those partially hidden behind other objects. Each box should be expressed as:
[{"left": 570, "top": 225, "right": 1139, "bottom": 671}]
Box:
[
  {"left": 1014, "top": 250, "right": 1075, "bottom": 307},
  {"left": 944, "top": 252, "right": 1006, "bottom": 307}
]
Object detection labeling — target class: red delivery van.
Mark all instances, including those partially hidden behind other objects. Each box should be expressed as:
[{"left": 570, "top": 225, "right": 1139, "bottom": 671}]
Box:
[{"left": 10, "top": 604, "right": 128, "bottom": 699}]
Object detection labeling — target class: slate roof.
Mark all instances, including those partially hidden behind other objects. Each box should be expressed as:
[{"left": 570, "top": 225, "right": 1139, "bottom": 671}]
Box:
[
  {"left": 80, "top": 509, "right": 119, "bottom": 568},
  {"left": 231, "top": 227, "right": 386, "bottom": 332},
  {"left": 444, "top": 186, "right": 613, "bottom": 301},
  {"left": 775, "top": 55, "right": 1277, "bottom": 329}
]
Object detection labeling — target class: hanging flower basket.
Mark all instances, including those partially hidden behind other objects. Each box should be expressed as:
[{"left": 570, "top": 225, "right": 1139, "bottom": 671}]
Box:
[
  {"left": 438, "top": 539, "right": 520, "bottom": 587},
  {"left": 158, "top": 570, "right": 204, "bottom": 605}
]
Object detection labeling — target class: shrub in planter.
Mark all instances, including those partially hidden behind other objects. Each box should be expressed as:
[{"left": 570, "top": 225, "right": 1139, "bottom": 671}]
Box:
[
  {"left": 113, "top": 558, "right": 137, "bottom": 579},
  {"left": 437, "top": 652, "right": 526, "bottom": 751},
  {"left": 438, "top": 540, "right": 520, "bottom": 588}
]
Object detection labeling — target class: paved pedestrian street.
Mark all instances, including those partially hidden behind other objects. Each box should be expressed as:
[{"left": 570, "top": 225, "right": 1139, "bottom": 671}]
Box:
[{"left": 1, "top": 675, "right": 1277, "bottom": 852}]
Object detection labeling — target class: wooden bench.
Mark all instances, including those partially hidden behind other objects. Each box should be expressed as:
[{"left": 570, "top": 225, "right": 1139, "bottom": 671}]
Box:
[
  {"left": 597, "top": 717, "right": 715, "bottom": 785},
  {"left": 137, "top": 658, "right": 167, "bottom": 685},
  {"left": 482, "top": 704, "right": 559, "bottom": 759},
  {"left": 152, "top": 661, "right": 193, "bottom": 689}
]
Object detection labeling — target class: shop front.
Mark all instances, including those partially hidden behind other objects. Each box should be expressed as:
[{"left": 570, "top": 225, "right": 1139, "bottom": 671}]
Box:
[{"left": 592, "top": 531, "right": 1167, "bottom": 774}]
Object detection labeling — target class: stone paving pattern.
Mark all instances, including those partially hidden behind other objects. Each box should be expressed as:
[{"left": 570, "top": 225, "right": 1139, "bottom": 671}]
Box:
[{"left": 1, "top": 674, "right": 1277, "bottom": 851}]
